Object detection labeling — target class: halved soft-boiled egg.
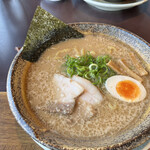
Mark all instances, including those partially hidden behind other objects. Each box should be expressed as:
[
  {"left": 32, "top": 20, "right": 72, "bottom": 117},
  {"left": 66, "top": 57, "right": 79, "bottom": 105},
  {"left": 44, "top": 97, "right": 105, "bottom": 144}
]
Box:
[{"left": 105, "top": 75, "right": 147, "bottom": 103}]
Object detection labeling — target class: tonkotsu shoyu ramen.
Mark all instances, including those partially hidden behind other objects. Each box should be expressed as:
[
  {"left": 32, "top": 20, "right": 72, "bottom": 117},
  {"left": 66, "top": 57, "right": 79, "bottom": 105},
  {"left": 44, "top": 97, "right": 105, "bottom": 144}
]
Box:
[{"left": 23, "top": 33, "right": 150, "bottom": 139}]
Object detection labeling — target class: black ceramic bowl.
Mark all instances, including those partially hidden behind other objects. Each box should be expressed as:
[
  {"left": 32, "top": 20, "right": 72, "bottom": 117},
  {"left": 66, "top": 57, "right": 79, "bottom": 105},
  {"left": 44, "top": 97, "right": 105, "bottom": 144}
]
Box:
[{"left": 7, "top": 23, "right": 150, "bottom": 150}]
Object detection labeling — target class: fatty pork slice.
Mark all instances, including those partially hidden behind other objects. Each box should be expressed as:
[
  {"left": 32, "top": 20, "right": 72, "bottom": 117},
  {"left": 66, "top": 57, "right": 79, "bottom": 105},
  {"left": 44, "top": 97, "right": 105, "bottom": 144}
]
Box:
[
  {"left": 72, "top": 100, "right": 97, "bottom": 121},
  {"left": 72, "top": 76, "right": 103, "bottom": 120},
  {"left": 72, "top": 75, "right": 103, "bottom": 105},
  {"left": 48, "top": 74, "right": 84, "bottom": 115}
]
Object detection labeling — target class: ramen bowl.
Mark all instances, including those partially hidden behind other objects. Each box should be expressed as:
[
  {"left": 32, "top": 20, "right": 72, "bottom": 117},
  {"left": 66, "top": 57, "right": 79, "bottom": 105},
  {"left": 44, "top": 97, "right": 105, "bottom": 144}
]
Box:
[{"left": 7, "top": 23, "right": 150, "bottom": 150}]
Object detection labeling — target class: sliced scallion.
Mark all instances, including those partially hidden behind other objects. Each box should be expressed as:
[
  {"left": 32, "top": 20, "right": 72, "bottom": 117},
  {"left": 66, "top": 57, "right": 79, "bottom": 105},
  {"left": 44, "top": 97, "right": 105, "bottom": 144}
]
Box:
[
  {"left": 63, "top": 53, "right": 116, "bottom": 87},
  {"left": 89, "top": 64, "right": 98, "bottom": 71}
]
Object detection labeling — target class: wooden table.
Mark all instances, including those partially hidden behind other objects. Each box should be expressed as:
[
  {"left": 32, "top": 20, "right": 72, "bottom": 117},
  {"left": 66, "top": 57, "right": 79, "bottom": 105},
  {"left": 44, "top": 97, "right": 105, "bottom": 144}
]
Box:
[
  {"left": 0, "top": 0, "right": 150, "bottom": 149},
  {"left": 0, "top": 92, "right": 42, "bottom": 150}
]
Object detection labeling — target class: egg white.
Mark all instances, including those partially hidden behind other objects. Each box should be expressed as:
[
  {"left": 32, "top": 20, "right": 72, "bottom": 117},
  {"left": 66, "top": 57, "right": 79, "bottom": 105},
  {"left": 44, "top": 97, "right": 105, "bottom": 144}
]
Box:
[{"left": 105, "top": 75, "right": 147, "bottom": 103}]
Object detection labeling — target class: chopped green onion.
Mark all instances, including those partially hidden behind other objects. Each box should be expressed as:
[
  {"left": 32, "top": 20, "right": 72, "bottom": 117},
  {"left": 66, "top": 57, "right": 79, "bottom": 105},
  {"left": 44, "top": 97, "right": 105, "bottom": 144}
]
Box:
[
  {"left": 89, "top": 64, "right": 98, "bottom": 71},
  {"left": 63, "top": 53, "right": 116, "bottom": 87},
  {"left": 84, "top": 72, "right": 91, "bottom": 79}
]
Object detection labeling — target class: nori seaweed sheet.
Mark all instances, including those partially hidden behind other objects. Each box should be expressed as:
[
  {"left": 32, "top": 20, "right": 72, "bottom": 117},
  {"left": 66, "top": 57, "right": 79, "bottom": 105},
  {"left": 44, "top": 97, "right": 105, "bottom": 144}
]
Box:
[{"left": 22, "top": 6, "right": 84, "bottom": 62}]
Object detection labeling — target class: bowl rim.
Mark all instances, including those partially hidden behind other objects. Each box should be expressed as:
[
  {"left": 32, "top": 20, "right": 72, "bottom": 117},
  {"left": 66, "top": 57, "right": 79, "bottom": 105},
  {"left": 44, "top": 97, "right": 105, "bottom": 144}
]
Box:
[
  {"left": 7, "top": 22, "right": 150, "bottom": 150},
  {"left": 83, "top": 0, "right": 148, "bottom": 8}
]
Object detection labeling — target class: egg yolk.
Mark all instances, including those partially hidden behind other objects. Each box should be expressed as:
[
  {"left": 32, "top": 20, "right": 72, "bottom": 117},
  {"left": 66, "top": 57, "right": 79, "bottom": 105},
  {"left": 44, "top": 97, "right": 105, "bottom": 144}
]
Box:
[{"left": 116, "top": 80, "right": 140, "bottom": 101}]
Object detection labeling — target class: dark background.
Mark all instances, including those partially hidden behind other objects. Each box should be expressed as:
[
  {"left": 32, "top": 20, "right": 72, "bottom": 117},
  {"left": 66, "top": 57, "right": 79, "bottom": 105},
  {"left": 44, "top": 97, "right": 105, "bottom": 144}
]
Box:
[{"left": 0, "top": 0, "right": 150, "bottom": 91}]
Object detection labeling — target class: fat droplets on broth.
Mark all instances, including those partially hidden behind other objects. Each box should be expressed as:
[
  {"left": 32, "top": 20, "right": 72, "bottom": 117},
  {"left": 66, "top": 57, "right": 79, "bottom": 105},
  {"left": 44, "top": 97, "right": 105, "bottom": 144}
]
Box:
[{"left": 26, "top": 34, "right": 149, "bottom": 138}]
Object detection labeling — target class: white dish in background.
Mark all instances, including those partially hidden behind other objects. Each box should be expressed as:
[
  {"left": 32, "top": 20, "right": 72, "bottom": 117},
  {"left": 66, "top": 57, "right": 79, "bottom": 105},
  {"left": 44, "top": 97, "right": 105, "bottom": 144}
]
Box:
[
  {"left": 46, "top": 0, "right": 62, "bottom": 1},
  {"left": 83, "top": 0, "right": 148, "bottom": 11}
]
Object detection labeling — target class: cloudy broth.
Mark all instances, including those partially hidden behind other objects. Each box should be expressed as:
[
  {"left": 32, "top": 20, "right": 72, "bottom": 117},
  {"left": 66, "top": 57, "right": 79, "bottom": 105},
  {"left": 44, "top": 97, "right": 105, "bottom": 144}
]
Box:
[{"left": 25, "top": 34, "right": 150, "bottom": 138}]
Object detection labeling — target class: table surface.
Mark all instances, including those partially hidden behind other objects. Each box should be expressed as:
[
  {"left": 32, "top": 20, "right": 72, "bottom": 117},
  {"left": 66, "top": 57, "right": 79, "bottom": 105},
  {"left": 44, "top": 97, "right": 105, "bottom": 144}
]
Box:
[
  {"left": 0, "top": 0, "right": 150, "bottom": 149},
  {"left": 0, "top": 92, "right": 42, "bottom": 150}
]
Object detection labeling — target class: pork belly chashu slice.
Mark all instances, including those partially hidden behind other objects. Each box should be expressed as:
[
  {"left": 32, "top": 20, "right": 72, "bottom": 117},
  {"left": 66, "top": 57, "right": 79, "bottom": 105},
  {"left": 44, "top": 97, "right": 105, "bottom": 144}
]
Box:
[
  {"left": 72, "top": 75, "right": 103, "bottom": 105},
  {"left": 72, "top": 76, "right": 103, "bottom": 120},
  {"left": 48, "top": 74, "right": 84, "bottom": 114}
]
